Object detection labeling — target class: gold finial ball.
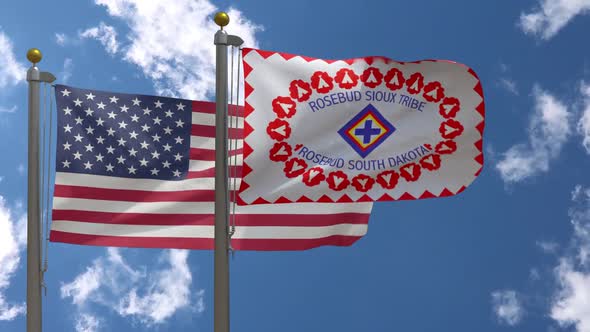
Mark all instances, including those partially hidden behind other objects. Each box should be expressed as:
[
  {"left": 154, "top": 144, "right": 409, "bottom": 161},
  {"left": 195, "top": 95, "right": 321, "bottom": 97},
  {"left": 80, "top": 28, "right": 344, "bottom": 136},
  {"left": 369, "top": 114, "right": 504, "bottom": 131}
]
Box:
[
  {"left": 27, "top": 48, "right": 43, "bottom": 64},
  {"left": 214, "top": 12, "right": 230, "bottom": 28}
]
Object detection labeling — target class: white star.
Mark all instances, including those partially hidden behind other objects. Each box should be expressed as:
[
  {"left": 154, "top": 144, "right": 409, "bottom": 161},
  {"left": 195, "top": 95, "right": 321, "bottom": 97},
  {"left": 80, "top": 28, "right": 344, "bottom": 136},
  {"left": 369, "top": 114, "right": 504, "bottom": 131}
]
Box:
[
  {"left": 164, "top": 110, "right": 173, "bottom": 117},
  {"left": 176, "top": 103, "right": 186, "bottom": 111},
  {"left": 74, "top": 134, "right": 84, "bottom": 142},
  {"left": 130, "top": 114, "right": 140, "bottom": 122},
  {"left": 140, "top": 141, "right": 150, "bottom": 149},
  {"left": 85, "top": 93, "right": 96, "bottom": 100},
  {"left": 105, "top": 163, "right": 115, "bottom": 172},
  {"left": 155, "top": 100, "right": 163, "bottom": 108},
  {"left": 174, "top": 153, "right": 182, "bottom": 161},
  {"left": 84, "top": 161, "right": 94, "bottom": 169},
  {"left": 162, "top": 160, "right": 171, "bottom": 168},
  {"left": 74, "top": 117, "right": 84, "bottom": 125},
  {"left": 97, "top": 102, "right": 106, "bottom": 110},
  {"left": 141, "top": 124, "right": 151, "bottom": 132},
  {"left": 139, "top": 158, "right": 149, "bottom": 166},
  {"left": 63, "top": 141, "right": 72, "bottom": 150},
  {"left": 107, "top": 111, "right": 117, "bottom": 119},
  {"left": 109, "top": 96, "right": 119, "bottom": 103},
  {"left": 85, "top": 126, "right": 95, "bottom": 135},
  {"left": 163, "top": 127, "right": 173, "bottom": 135},
  {"left": 129, "top": 131, "right": 139, "bottom": 139},
  {"left": 63, "top": 124, "right": 73, "bottom": 133},
  {"left": 106, "top": 128, "right": 116, "bottom": 136},
  {"left": 106, "top": 146, "right": 115, "bottom": 154},
  {"left": 128, "top": 165, "right": 137, "bottom": 174},
  {"left": 162, "top": 143, "right": 172, "bottom": 152},
  {"left": 84, "top": 144, "right": 94, "bottom": 152},
  {"left": 116, "top": 155, "right": 126, "bottom": 164},
  {"left": 61, "top": 89, "right": 71, "bottom": 97},
  {"left": 95, "top": 153, "right": 104, "bottom": 162},
  {"left": 117, "top": 137, "right": 127, "bottom": 146},
  {"left": 84, "top": 108, "right": 94, "bottom": 116},
  {"left": 96, "top": 136, "right": 105, "bottom": 144},
  {"left": 73, "top": 98, "right": 83, "bottom": 107},
  {"left": 143, "top": 107, "right": 152, "bottom": 115},
  {"left": 175, "top": 119, "right": 185, "bottom": 128},
  {"left": 128, "top": 148, "right": 138, "bottom": 157},
  {"left": 150, "top": 168, "right": 160, "bottom": 175},
  {"left": 132, "top": 98, "right": 141, "bottom": 106},
  {"left": 62, "top": 160, "right": 71, "bottom": 168},
  {"left": 152, "top": 134, "right": 161, "bottom": 142},
  {"left": 174, "top": 136, "right": 184, "bottom": 144},
  {"left": 151, "top": 150, "right": 160, "bottom": 159},
  {"left": 73, "top": 151, "right": 82, "bottom": 160},
  {"left": 96, "top": 118, "right": 105, "bottom": 126},
  {"left": 63, "top": 107, "right": 73, "bottom": 115},
  {"left": 152, "top": 117, "right": 162, "bottom": 125},
  {"left": 118, "top": 121, "right": 128, "bottom": 129},
  {"left": 120, "top": 105, "right": 129, "bottom": 112},
  {"left": 172, "top": 169, "right": 181, "bottom": 177}
]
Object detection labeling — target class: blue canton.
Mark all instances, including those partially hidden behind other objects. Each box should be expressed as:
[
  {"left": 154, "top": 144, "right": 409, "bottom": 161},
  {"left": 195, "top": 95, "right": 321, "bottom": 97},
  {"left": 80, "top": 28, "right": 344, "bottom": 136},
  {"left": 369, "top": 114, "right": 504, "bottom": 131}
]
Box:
[{"left": 54, "top": 84, "right": 192, "bottom": 180}]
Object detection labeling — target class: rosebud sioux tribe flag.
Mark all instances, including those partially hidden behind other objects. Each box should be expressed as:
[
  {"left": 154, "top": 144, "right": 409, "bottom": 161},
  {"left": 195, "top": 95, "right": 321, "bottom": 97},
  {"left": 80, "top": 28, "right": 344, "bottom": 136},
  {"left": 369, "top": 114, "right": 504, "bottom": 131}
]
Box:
[
  {"left": 238, "top": 48, "right": 485, "bottom": 204},
  {"left": 50, "top": 85, "right": 372, "bottom": 250}
]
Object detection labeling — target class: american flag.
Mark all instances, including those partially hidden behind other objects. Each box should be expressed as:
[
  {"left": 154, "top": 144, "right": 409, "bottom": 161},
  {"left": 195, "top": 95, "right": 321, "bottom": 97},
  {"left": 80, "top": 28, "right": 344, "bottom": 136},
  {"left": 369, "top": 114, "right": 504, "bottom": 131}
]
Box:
[{"left": 50, "top": 85, "right": 373, "bottom": 250}]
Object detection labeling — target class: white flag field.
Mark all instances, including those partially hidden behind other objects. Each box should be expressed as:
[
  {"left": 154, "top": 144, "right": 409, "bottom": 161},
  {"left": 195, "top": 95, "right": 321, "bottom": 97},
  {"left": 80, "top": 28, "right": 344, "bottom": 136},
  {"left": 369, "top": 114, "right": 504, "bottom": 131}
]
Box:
[{"left": 238, "top": 48, "right": 485, "bottom": 204}]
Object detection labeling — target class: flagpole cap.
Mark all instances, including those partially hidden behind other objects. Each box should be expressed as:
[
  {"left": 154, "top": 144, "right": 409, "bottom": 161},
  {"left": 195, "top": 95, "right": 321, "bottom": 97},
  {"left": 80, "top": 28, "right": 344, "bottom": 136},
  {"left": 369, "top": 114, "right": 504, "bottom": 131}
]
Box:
[
  {"left": 27, "top": 48, "right": 43, "bottom": 64},
  {"left": 214, "top": 12, "right": 230, "bottom": 29}
]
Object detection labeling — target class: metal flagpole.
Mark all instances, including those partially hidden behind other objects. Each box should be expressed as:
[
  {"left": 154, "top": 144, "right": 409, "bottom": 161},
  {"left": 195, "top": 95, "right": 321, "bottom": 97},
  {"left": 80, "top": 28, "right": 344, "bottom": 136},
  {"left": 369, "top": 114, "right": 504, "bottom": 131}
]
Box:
[
  {"left": 25, "top": 49, "right": 55, "bottom": 332},
  {"left": 213, "top": 12, "right": 243, "bottom": 332}
]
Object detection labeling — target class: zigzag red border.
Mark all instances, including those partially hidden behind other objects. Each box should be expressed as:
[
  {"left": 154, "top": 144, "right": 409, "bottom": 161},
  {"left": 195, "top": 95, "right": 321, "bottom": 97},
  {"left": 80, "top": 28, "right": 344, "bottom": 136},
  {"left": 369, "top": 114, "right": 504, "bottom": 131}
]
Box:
[{"left": 238, "top": 48, "right": 485, "bottom": 204}]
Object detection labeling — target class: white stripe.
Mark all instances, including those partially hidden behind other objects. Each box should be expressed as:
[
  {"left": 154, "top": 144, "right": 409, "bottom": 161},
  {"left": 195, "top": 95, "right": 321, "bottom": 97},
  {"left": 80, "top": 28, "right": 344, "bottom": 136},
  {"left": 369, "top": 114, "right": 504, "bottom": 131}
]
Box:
[
  {"left": 192, "top": 113, "right": 244, "bottom": 129},
  {"left": 51, "top": 221, "right": 367, "bottom": 239},
  {"left": 189, "top": 155, "right": 243, "bottom": 171},
  {"left": 190, "top": 136, "right": 243, "bottom": 150},
  {"left": 52, "top": 197, "right": 373, "bottom": 214}
]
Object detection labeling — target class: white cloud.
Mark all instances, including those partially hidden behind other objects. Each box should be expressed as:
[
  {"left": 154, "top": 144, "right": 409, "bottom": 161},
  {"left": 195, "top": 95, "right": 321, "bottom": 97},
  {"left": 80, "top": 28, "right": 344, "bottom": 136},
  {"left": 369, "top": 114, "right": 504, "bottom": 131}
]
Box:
[
  {"left": 55, "top": 33, "right": 69, "bottom": 46},
  {"left": 549, "top": 186, "right": 590, "bottom": 332},
  {"left": 0, "top": 106, "right": 16, "bottom": 113},
  {"left": 537, "top": 240, "right": 560, "bottom": 253},
  {"left": 60, "top": 58, "right": 74, "bottom": 84},
  {"left": 519, "top": 0, "right": 590, "bottom": 40},
  {"left": 61, "top": 248, "right": 200, "bottom": 329},
  {"left": 0, "top": 29, "right": 25, "bottom": 88},
  {"left": 496, "top": 86, "right": 571, "bottom": 183},
  {"left": 93, "top": 0, "right": 262, "bottom": 100},
  {"left": 75, "top": 313, "right": 100, "bottom": 332},
  {"left": 17, "top": 164, "right": 25, "bottom": 176},
  {"left": 79, "top": 22, "right": 119, "bottom": 55},
  {"left": 0, "top": 196, "right": 26, "bottom": 321},
  {"left": 491, "top": 290, "right": 524, "bottom": 326},
  {"left": 498, "top": 78, "right": 519, "bottom": 95},
  {"left": 577, "top": 82, "right": 590, "bottom": 154}
]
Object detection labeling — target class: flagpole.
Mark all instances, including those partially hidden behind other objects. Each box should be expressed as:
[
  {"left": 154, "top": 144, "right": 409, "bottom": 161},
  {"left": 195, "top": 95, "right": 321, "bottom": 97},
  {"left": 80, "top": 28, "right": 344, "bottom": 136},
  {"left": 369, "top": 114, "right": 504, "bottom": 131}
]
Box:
[
  {"left": 213, "top": 12, "right": 243, "bottom": 332},
  {"left": 25, "top": 48, "right": 55, "bottom": 332}
]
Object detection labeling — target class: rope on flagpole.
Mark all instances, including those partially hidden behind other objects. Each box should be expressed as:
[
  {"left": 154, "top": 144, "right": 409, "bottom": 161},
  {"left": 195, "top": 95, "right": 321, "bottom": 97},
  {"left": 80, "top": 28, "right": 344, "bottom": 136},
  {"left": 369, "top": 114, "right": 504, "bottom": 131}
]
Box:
[{"left": 40, "top": 83, "right": 54, "bottom": 296}]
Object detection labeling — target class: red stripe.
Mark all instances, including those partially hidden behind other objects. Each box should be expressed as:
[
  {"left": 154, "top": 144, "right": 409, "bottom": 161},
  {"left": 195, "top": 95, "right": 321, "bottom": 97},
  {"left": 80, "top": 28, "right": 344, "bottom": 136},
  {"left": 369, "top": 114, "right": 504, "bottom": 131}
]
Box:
[
  {"left": 192, "top": 101, "right": 244, "bottom": 116},
  {"left": 187, "top": 165, "right": 242, "bottom": 178},
  {"left": 52, "top": 209, "right": 369, "bottom": 226},
  {"left": 50, "top": 231, "right": 363, "bottom": 250},
  {"left": 191, "top": 124, "right": 243, "bottom": 139},
  {"left": 190, "top": 147, "right": 243, "bottom": 161},
  {"left": 54, "top": 185, "right": 217, "bottom": 202}
]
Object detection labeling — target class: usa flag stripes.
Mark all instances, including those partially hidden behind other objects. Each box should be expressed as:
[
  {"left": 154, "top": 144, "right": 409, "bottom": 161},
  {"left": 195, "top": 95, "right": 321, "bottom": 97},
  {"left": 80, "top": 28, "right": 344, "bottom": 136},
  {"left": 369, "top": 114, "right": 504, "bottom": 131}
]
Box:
[{"left": 50, "top": 85, "right": 373, "bottom": 250}]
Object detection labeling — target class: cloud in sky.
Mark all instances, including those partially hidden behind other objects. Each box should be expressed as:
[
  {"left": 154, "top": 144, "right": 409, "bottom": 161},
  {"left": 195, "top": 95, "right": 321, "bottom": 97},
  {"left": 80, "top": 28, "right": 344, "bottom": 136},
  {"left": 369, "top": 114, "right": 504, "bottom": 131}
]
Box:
[
  {"left": 496, "top": 86, "right": 571, "bottom": 183},
  {"left": 61, "top": 248, "right": 200, "bottom": 329},
  {"left": 79, "top": 22, "right": 119, "bottom": 55},
  {"left": 0, "top": 196, "right": 26, "bottom": 321},
  {"left": 577, "top": 82, "right": 590, "bottom": 154},
  {"left": 491, "top": 290, "right": 524, "bottom": 326},
  {"left": 549, "top": 185, "right": 590, "bottom": 332},
  {"left": 0, "top": 29, "right": 25, "bottom": 88},
  {"left": 519, "top": 0, "right": 590, "bottom": 40},
  {"left": 60, "top": 58, "right": 74, "bottom": 84},
  {"left": 92, "top": 0, "right": 262, "bottom": 100},
  {"left": 498, "top": 78, "right": 519, "bottom": 95}
]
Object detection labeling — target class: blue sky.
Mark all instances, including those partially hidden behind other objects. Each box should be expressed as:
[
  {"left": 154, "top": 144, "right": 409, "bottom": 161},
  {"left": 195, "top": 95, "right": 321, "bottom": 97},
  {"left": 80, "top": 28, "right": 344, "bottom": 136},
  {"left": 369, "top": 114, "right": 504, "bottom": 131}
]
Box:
[{"left": 1, "top": 0, "right": 590, "bottom": 331}]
